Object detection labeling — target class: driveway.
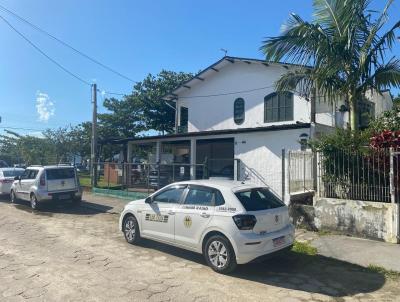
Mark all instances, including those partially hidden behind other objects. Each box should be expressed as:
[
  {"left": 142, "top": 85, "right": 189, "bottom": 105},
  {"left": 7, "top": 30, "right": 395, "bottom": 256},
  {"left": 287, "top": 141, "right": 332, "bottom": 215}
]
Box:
[{"left": 0, "top": 193, "right": 399, "bottom": 301}]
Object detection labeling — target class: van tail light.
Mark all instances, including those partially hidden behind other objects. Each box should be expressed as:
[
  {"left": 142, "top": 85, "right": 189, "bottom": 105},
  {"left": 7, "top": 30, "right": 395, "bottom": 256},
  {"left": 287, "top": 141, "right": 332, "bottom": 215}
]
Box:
[
  {"left": 40, "top": 174, "right": 46, "bottom": 187},
  {"left": 232, "top": 215, "right": 257, "bottom": 230}
]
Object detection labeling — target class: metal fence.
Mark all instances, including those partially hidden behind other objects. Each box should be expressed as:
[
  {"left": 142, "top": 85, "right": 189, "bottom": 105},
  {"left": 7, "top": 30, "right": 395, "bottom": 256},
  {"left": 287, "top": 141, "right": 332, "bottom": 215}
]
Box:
[
  {"left": 91, "top": 159, "right": 238, "bottom": 194},
  {"left": 318, "top": 148, "right": 400, "bottom": 203},
  {"left": 288, "top": 150, "right": 315, "bottom": 194}
]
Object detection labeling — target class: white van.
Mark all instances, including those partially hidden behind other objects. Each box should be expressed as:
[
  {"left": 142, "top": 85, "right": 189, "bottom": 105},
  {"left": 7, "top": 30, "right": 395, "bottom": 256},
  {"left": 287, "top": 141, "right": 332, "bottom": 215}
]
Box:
[{"left": 10, "top": 165, "right": 82, "bottom": 210}]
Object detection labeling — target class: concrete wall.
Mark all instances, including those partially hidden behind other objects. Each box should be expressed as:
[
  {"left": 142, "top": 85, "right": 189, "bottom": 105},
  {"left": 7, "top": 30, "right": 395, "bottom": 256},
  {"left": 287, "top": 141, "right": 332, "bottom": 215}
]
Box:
[
  {"left": 314, "top": 198, "right": 399, "bottom": 243},
  {"left": 234, "top": 128, "right": 309, "bottom": 203}
]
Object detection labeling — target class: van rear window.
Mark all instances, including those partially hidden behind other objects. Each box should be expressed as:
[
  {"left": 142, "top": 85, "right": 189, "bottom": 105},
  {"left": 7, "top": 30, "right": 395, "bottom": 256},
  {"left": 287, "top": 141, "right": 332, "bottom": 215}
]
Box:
[
  {"left": 235, "top": 188, "right": 284, "bottom": 211},
  {"left": 46, "top": 168, "right": 75, "bottom": 180}
]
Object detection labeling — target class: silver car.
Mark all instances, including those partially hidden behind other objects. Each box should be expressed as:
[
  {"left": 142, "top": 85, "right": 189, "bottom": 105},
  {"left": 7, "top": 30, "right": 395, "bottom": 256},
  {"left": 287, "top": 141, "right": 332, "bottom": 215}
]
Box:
[
  {"left": 0, "top": 168, "right": 25, "bottom": 195},
  {"left": 10, "top": 165, "right": 82, "bottom": 210}
]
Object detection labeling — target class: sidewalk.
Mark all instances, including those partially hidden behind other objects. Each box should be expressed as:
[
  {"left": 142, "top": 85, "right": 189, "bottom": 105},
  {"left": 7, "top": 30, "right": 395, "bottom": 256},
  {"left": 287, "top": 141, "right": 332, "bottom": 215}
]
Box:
[
  {"left": 81, "top": 191, "right": 400, "bottom": 272},
  {"left": 296, "top": 229, "right": 400, "bottom": 272}
]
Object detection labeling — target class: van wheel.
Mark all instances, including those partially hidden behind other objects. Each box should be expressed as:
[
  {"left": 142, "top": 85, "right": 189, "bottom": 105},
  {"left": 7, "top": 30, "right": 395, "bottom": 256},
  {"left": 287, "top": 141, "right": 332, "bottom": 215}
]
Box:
[
  {"left": 30, "top": 194, "right": 40, "bottom": 210},
  {"left": 123, "top": 215, "right": 141, "bottom": 244},
  {"left": 10, "top": 190, "right": 17, "bottom": 204},
  {"left": 204, "top": 235, "right": 237, "bottom": 274}
]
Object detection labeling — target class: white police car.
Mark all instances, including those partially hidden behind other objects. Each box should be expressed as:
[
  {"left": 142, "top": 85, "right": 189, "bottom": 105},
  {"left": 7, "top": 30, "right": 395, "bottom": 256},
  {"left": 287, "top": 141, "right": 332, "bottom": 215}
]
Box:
[{"left": 119, "top": 179, "right": 294, "bottom": 273}]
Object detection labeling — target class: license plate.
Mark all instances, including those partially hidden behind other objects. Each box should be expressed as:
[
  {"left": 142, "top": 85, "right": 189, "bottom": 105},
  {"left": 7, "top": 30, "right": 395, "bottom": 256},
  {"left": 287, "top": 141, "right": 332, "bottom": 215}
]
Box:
[
  {"left": 58, "top": 194, "right": 70, "bottom": 200},
  {"left": 273, "top": 236, "right": 285, "bottom": 247}
]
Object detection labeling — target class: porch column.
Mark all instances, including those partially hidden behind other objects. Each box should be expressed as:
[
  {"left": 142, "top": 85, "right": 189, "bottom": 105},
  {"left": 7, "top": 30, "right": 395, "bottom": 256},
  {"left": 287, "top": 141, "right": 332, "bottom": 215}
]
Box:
[
  {"left": 125, "top": 142, "right": 133, "bottom": 187},
  {"left": 190, "top": 138, "right": 196, "bottom": 180},
  {"left": 127, "top": 142, "right": 132, "bottom": 163}
]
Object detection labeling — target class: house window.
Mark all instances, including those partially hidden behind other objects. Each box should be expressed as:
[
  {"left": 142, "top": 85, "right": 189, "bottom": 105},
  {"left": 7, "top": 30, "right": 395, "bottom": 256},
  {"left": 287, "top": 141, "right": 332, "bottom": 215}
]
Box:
[
  {"left": 234, "top": 98, "right": 245, "bottom": 125},
  {"left": 264, "top": 92, "right": 293, "bottom": 122}
]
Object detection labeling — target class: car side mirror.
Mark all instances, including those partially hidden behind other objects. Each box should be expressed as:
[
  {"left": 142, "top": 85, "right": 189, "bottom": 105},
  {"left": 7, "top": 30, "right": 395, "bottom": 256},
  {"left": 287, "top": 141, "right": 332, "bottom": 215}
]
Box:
[
  {"left": 145, "top": 197, "right": 152, "bottom": 204},
  {"left": 14, "top": 176, "right": 20, "bottom": 181}
]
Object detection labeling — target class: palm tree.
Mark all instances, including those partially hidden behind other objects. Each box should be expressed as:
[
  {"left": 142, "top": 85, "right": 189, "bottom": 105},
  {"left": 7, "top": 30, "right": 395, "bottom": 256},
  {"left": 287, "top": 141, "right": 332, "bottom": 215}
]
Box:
[{"left": 261, "top": 0, "right": 400, "bottom": 130}]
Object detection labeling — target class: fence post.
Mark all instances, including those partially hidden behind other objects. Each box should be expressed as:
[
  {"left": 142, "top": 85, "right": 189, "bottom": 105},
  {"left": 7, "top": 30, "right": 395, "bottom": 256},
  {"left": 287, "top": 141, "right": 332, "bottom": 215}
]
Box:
[
  {"left": 390, "top": 148, "right": 395, "bottom": 204},
  {"left": 313, "top": 151, "right": 318, "bottom": 194},
  {"left": 282, "top": 148, "right": 286, "bottom": 203},
  {"left": 107, "top": 163, "right": 110, "bottom": 191},
  {"left": 287, "top": 151, "right": 291, "bottom": 195}
]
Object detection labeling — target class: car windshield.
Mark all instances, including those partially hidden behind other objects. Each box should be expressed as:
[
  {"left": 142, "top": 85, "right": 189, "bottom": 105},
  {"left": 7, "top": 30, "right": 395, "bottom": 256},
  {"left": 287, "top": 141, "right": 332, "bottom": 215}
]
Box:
[
  {"left": 2, "top": 170, "right": 24, "bottom": 177},
  {"left": 46, "top": 168, "right": 75, "bottom": 180},
  {"left": 235, "top": 188, "right": 284, "bottom": 211}
]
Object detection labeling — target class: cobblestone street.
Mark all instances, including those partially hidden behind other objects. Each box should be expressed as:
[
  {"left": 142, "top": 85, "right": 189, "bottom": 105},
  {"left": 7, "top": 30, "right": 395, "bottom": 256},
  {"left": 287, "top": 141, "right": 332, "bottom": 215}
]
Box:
[{"left": 0, "top": 194, "right": 399, "bottom": 302}]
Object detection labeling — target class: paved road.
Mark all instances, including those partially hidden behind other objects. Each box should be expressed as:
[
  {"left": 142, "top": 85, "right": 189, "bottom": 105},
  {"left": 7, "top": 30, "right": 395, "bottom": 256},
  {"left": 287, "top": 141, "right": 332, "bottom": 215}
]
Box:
[{"left": 0, "top": 194, "right": 399, "bottom": 302}]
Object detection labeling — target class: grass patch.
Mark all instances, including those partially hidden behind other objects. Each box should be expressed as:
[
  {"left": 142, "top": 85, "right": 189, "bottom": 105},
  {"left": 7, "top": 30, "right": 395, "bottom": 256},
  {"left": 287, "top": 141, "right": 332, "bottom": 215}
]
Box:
[
  {"left": 366, "top": 265, "right": 400, "bottom": 280},
  {"left": 78, "top": 172, "right": 122, "bottom": 189},
  {"left": 317, "top": 229, "right": 332, "bottom": 236},
  {"left": 292, "top": 241, "right": 318, "bottom": 256}
]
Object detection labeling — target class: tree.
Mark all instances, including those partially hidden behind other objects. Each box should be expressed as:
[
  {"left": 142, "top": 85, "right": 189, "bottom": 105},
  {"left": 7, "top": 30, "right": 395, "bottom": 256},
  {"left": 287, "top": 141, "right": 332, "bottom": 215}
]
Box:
[
  {"left": 393, "top": 94, "right": 400, "bottom": 108},
  {"left": 260, "top": 0, "right": 400, "bottom": 131},
  {"left": 0, "top": 131, "right": 55, "bottom": 165},
  {"left": 100, "top": 70, "right": 193, "bottom": 137}
]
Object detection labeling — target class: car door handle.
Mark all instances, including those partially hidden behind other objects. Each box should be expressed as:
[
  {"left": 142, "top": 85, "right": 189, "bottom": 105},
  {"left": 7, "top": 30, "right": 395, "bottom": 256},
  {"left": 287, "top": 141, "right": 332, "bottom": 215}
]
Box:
[
  {"left": 168, "top": 211, "right": 175, "bottom": 215},
  {"left": 201, "top": 212, "right": 210, "bottom": 218}
]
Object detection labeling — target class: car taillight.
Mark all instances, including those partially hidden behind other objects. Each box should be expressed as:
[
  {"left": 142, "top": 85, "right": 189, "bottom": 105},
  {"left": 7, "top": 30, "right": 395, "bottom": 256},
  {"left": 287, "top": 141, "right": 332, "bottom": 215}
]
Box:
[
  {"left": 232, "top": 215, "right": 257, "bottom": 230},
  {"left": 40, "top": 174, "right": 46, "bottom": 186}
]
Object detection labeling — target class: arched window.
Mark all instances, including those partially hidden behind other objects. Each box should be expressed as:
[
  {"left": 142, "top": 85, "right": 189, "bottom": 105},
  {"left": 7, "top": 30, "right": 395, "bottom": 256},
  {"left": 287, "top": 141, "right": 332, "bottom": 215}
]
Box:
[
  {"left": 234, "top": 98, "right": 245, "bottom": 125},
  {"left": 264, "top": 92, "right": 294, "bottom": 122}
]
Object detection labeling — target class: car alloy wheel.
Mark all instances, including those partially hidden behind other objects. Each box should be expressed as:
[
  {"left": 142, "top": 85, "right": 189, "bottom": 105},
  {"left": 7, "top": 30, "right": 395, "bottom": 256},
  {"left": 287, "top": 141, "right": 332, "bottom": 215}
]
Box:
[
  {"left": 30, "top": 194, "right": 38, "bottom": 210},
  {"left": 204, "top": 235, "right": 237, "bottom": 274},
  {"left": 123, "top": 215, "right": 140, "bottom": 244},
  {"left": 208, "top": 240, "right": 228, "bottom": 268}
]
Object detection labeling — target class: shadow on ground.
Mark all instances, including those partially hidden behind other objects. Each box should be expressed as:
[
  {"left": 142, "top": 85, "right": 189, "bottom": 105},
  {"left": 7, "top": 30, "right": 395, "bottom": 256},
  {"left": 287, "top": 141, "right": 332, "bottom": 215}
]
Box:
[
  {"left": 0, "top": 196, "right": 112, "bottom": 216},
  {"left": 136, "top": 239, "right": 387, "bottom": 298}
]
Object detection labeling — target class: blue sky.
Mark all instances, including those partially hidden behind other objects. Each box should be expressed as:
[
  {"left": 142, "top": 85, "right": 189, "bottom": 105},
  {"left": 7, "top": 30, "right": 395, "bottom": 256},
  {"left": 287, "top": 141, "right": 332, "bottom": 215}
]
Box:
[{"left": 0, "top": 0, "right": 399, "bottom": 136}]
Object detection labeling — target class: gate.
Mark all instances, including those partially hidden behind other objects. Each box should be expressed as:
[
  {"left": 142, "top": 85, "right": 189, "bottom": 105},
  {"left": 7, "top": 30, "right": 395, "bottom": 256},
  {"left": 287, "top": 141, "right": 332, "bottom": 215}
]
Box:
[{"left": 288, "top": 150, "right": 315, "bottom": 194}]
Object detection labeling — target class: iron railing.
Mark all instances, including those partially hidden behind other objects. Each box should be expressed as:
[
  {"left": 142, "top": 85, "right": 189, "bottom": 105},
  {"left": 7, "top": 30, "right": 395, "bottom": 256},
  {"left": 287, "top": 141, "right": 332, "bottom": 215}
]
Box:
[{"left": 318, "top": 148, "right": 400, "bottom": 203}]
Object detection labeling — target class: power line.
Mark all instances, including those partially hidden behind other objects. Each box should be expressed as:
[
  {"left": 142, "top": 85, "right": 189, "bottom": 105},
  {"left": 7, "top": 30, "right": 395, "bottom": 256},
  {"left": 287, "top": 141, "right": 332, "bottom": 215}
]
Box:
[
  {"left": 0, "top": 126, "right": 46, "bottom": 131},
  {"left": 0, "top": 4, "right": 138, "bottom": 83},
  {"left": 0, "top": 14, "right": 91, "bottom": 86}
]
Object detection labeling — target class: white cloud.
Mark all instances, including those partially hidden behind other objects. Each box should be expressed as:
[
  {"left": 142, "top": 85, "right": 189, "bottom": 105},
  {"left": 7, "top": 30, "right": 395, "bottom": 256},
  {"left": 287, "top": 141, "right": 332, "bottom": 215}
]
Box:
[{"left": 36, "top": 91, "right": 55, "bottom": 122}]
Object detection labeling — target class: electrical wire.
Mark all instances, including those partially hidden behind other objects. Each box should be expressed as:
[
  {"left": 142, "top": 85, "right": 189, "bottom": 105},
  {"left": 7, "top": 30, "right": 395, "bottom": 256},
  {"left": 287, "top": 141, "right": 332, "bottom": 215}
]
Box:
[
  {"left": 0, "top": 126, "right": 46, "bottom": 131},
  {"left": 0, "top": 14, "right": 91, "bottom": 86},
  {"left": 0, "top": 4, "right": 138, "bottom": 83}
]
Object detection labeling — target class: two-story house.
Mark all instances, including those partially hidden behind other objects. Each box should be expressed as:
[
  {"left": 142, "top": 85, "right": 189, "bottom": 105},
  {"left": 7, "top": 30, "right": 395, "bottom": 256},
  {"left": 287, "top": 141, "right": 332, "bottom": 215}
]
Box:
[{"left": 114, "top": 56, "right": 392, "bottom": 202}]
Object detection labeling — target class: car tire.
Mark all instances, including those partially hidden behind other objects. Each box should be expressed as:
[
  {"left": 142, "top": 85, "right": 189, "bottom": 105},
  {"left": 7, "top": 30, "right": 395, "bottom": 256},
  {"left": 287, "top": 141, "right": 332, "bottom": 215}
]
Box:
[
  {"left": 30, "top": 194, "right": 40, "bottom": 210},
  {"left": 10, "top": 190, "right": 17, "bottom": 204},
  {"left": 123, "top": 215, "right": 141, "bottom": 244},
  {"left": 204, "top": 235, "right": 237, "bottom": 274}
]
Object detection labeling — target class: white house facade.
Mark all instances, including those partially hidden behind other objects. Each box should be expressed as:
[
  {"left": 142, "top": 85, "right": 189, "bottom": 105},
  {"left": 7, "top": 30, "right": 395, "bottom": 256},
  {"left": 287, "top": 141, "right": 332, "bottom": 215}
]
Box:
[{"left": 116, "top": 56, "right": 393, "bottom": 203}]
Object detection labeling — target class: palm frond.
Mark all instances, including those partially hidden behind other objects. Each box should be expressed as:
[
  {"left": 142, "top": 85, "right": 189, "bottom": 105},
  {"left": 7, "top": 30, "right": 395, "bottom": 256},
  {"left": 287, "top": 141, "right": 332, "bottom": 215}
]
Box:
[
  {"left": 360, "top": 59, "right": 400, "bottom": 92},
  {"left": 260, "top": 13, "right": 332, "bottom": 65}
]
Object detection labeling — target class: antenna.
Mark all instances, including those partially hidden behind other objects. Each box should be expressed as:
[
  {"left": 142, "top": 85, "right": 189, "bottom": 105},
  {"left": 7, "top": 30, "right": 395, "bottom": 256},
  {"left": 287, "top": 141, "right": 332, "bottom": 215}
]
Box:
[{"left": 220, "top": 48, "right": 228, "bottom": 57}]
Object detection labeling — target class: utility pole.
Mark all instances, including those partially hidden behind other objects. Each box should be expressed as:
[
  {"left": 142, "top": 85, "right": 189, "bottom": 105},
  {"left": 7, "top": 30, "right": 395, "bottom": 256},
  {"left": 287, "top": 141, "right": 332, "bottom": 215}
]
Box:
[{"left": 91, "top": 83, "right": 98, "bottom": 187}]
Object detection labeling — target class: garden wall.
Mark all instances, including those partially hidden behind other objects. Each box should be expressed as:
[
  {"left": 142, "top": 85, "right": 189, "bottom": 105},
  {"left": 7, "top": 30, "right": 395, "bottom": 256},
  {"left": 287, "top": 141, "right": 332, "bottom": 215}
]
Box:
[{"left": 314, "top": 198, "right": 399, "bottom": 243}]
